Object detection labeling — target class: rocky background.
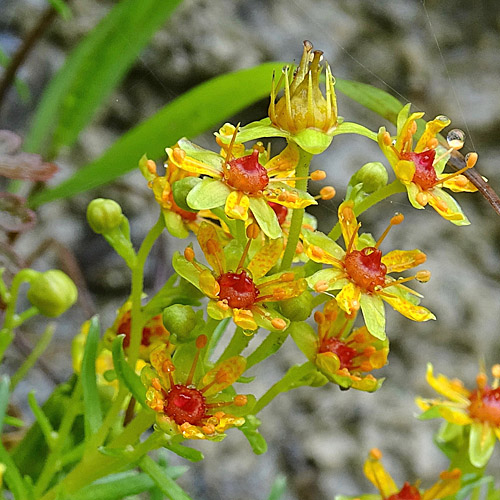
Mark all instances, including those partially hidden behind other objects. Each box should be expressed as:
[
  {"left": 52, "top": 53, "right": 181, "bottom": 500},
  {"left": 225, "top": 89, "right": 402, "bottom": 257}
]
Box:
[{"left": 1, "top": 0, "right": 500, "bottom": 499}]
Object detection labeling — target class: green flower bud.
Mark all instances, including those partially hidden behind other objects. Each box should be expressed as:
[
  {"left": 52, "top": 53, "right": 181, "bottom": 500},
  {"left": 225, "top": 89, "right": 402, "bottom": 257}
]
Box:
[
  {"left": 87, "top": 198, "right": 123, "bottom": 234},
  {"left": 351, "top": 162, "right": 388, "bottom": 193},
  {"left": 279, "top": 291, "right": 314, "bottom": 322},
  {"left": 172, "top": 177, "right": 201, "bottom": 213},
  {"left": 27, "top": 270, "right": 78, "bottom": 317},
  {"left": 162, "top": 304, "right": 197, "bottom": 341}
]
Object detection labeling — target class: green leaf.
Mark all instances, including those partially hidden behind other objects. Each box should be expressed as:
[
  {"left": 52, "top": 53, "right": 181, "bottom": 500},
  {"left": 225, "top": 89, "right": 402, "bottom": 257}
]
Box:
[
  {"left": 335, "top": 78, "right": 403, "bottom": 125},
  {"left": 47, "top": 0, "right": 72, "bottom": 19},
  {"left": 111, "top": 335, "right": 148, "bottom": 408},
  {"left": 139, "top": 455, "right": 193, "bottom": 500},
  {"left": 239, "top": 415, "right": 268, "bottom": 455},
  {"left": 27, "top": 392, "right": 57, "bottom": 448},
  {"left": 249, "top": 196, "right": 281, "bottom": 239},
  {"left": 24, "top": 0, "right": 183, "bottom": 156},
  {"left": 81, "top": 315, "right": 103, "bottom": 438},
  {"left": 359, "top": 293, "right": 386, "bottom": 340},
  {"left": 469, "top": 422, "right": 496, "bottom": 468},
  {"left": 186, "top": 178, "right": 231, "bottom": 210},
  {"left": 331, "top": 121, "right": 377, "bottom": 141},
  {"left": 29, "top": 62, "right": 285, "bottom": 207},
  {"left": 267, "top": 475, "right": 287, "bottom": 500},
  {"left": 164, "top": 443, "right": 204, "bottom": 463}
]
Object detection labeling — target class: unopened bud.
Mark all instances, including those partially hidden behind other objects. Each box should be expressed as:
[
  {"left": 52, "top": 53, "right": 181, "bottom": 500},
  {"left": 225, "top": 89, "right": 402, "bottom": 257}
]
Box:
[
  {"left": 87, "top": 198, "right": 123, "bottom": 234},
  {"left": 162, "top": 304, "right": 197, "bottom": 341},
  {"left": 279, "top": 291, "right": 314, "bottom": 321},
  {"left": 172, "top": 177, "right": 201, "bottom": 212},
  {"left": 27, "top": 270, "right": 78, "bottom": 317},
  {"left": 351, "top": 162, "right": 388, "bottom": 193}
]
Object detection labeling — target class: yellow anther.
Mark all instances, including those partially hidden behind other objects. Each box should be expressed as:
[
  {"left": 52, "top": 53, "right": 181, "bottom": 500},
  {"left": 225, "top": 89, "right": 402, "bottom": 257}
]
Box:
[
  {"left": 310, "top": 169, "right": 326, "bottom": 181},
  {"left": 217, "top": 300, "right": 229, "bottom": 311},
  {"left": 390, "top": 213, "right": 404, "bottom": 225},
  {"left": 491, "top": 364, "right": 500, "bottom": 379},
  {"left": 234, "top": 394, "right": 248, "bottom": 406},
  {"left": 184, "top": 247, "right": 195, "bottom": 262},
  {"left": 172, "top": 147, "right": 186, "bottom": 162},
  {"left": 466, "top": 152, "right": 478, "bottom": 168},
  {"left": 319, "top": 185, "right": 336, "bottom": 200},
  {"left": 416, "top": 192, "right": 428, "bottom": 206},
  {"left": 246, "top": 223, "right": 260, "bottom": 239},
  {"left": 314, "top": 281, "right": 329, "bottom": 293},
  {"left": 146, "top": 159, "right": 157, "bottom": 174},
  {"left": 271, "top": 318, "right": 287, "bottom": 330},
  {"left": 369, "top": 448, "right": 382, "bottom": 460},
  {"left": 416, "top": 270, "right": 431, "bottom": 282}
]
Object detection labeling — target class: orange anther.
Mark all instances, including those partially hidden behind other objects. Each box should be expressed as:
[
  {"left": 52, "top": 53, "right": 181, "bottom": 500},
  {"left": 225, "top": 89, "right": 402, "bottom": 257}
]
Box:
[
  {"left": 436, "top": 199, "right": 448, "bottom": 212},
  {"left": 295, "top": 241, "right": 304, "bottom": 254},
  {"left": 416, "top": 270, "right": 431, "bottom": 282},
  {"left": 314, "top": 281, "right": 329, "bottom": 293},
  {"left": 146, "top": 159, "right": 157, "bottom": 174},
  {"left": 287, "top": 192, "right": 299, "bottom": 203},
  {"left": 369, "top": 448, "right": 382, "bottom": 460},
  {"left": 453, "top": 175, "right": 468, "bottom": 187},
  {"left": 416, "top": 192, "right": 428, "bottom": 207},
  {"left": 206, "top": 239, "right": 219, "bottom": 255},
  {"left": 202, "top": 424, "right": 215, "bottom": 435},
  {"left": 362, "top": 345, "right": 376, "bottom": 355},
  {"left": 196, "top": 334, "right": 208, "bottom": 349},
  {"left": 180, "top": 422, "right": 191, "bottom": 432},
  {"left": 360, "top": 361, "right": 373, "bottom": 372},
  {"left": 426, "top": 138, "right": 439, "bottom": 149},
  {"left": 351, "top": 300, "right": 360, "bottom": 311},
  {"left": 466, "top": 152, "right": 478, "bottom": 168},
  {"left": 476, "top": 372, "right": 488, "bottom": 390},
  {"left": 278, "top": 192, "right": 287, "bottom": 201},
  {"left": 152, "top": 378, "right": 162, "bottom": 391},
  {"left": 162, "top": 360, "right": 175, "bottom": 373},
  {"left": 234, "top": 395, "right": 248, "bottom": 406},
  {"left": 184, "top": 247, "right": 195, "bottom": 262},
  {"left": 390, "top": 213, "right": 404, "bottom": 225},
  {"left": 492, "top": 364, "right": 500, "bottom": 379},
  {"left": 280, "top": 272, "right": 295, "bottom": 282},
  {"left": 214, "top": 411, "right": 225, "bottom": 420},
  {"left": 383, "top": 132, "right": 392, "bottom": 146},
  {"left": 310, "top": 169, "right": 326, "bottom": 181},
  {"left": 271, "top": 318, "right": 287, "bottom": 330},
  {"left": 410, "top": 121, "right": 418, "bottom": 134},
  {"left": 246, "top": 223, "right": 260, "bottom": 239},
  {"left": 217, "top": 300, "right": 229, "bottom": 311},
  {"left": 314, "top": 311, "right": 325, "bottom": 324},
  {"left": 319, "top": 186, "right": 336, "bottom": 200},
  {"left": 311, "top": 245, "right": 325, "bottom": 258},
  {"left": 172, "top": 147, "right": 186, "bottom": 162},
  {"left": 440, "top": 468, "right": 461, "bottom": 480}
]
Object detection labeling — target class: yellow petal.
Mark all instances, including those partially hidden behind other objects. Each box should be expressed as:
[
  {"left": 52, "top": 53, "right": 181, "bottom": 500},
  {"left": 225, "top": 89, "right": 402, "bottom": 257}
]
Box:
[
  {"left": 338, "top": 201, "right": 358, "bottom": 250},
  {"left": 167, "top": 147, "right": 222, "bottom": 178},
  {"left": 363, "top": 452, "right": 399, "bottom": 498},
  {"left": 336, "top": 281, "right": 361, "bottom": 315},
  {"left": 414, "top": 115, "right": 451, "bottom": 153},
  {"left": 201, "top": 356, "right": 246, "bottom": 396},
  {"left": 316, "top": 352, "right": 341, "bottom": 375},
  {"left": 395, "top": 112, "right": 424, "bottom": 152},
  {"left": 425, "top": 363, "right": 471, "bottom": 403},
  {"left": 248, "top": 238, "right": 284, "bottom": 279},
  {"left": 442, "top": 175, "right": 478, "bottom": 193},
  {"left": 381, "top": 291, "right": 435, "bottom": 322},
  {"left": 438, "top": 406, "right": 472, "bottom": 426},
  {"left": 232, "top": 308, "right": 258, "bottom": 331},
  {"left": 225, "top": 190, "right": 250, "bottom": 220},
  {"left": 382, "top": 249, "right": 426, "bottom": 273},
  {"left": 265, "top": 142, "right": 300, "bottom": 177}
]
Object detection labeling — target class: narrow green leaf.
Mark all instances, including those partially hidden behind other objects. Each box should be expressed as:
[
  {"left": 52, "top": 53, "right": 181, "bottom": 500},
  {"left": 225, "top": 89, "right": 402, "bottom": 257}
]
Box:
[
  {"left": 29, "top": 62, "right": 284, "bottom": 207},
  {"left": 139, "top": 455, "right": 193, "bottom": 500},
  {"left": 164, "top": 443, "right": 203, "bottom": 463},
  {"left": 25, "top": 0, "right": 183, "bottom": 156},
  {"left": 27, "top": 392, "right": 56, "bottom": 448},
  {"left": 81, "top": 315, "right": 103, "bottom": 438},
  {"left": 111, "top": 335, "right": 148, "bottom": 407},
  {"left": 267, "top": 475, "right": 287, "bottom": 500},
  {"left": 335, "top": 78, "right": 403, "bottom": 125},
  {"left": 47, "top": 0, "right": 72, "bottom": 19},
  {"left": 0, "top": 375, "right": 9, "bottom": 432},
  {"left": 239, "top": 415, "right": 267, "bottom": 455}
]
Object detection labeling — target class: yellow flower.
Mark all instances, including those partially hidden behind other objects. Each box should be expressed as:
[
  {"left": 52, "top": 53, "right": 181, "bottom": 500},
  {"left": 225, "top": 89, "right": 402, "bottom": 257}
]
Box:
[
  {"left": 378, "top": 104, "right": 478, "bottom": 225},
  {"left": 173, "top": 222, "right": 306, "bottom": 332},
  {"left": 166, "top": 131, "right": 317, "bottom": 239},
  {"left": 304, "top": 201, "right": 434, "bottom": 340},
  {"left": 416, "top": 363, "right": 500, "bottom": 467},
  {"left": 143, "top": 335, "right": 251, "bottom": 440},
  {"left": 360, "top": 448, "right": 461, "bottom": 500}
]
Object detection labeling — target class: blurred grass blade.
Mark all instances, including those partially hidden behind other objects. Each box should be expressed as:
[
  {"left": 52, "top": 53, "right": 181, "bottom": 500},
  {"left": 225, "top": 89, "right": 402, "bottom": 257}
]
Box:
[
  {"left": 139, "top": 455, "right": 193, "bottom": 500},
  {"left": 81, "top": 316, "right": 103, "bottom": 438},
  {"left": 47, "top": 0, "right": 72, "bottom": 20},
  {"left": 27, "top": 392, "right": 57, "bottom": 449},
  {"left": 111, "top": 335, "right": 148, "bottom": 407},
  {"left": 29, "top": 62, "right": 284, "bottom": 207},
  {"left": 267, "top": 475, "right": 287, "bottom": 500},
  {"left": 335, "top": 78, "right": 403, "bottom": 125},
  {"left": 24, "top": 0, "right": 183, "bottom": 157}
]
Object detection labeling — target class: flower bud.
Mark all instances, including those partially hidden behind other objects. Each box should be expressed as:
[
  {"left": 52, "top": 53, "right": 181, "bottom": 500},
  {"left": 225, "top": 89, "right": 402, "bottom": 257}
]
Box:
[
  {"left": 162, "top": 304, "right": 197, "bottom": 341},
  {"left": 87, "top": 198, "right": 123, "bottom": 234},
  {"left": 27, "top": 270, "right": 78, "bottom": 317},
  {"left": 279, "top": 291, "right": 314, "bottom": 321},
  {"left": 172, "top": 177, "right": 202, "bottom": 213},
  {"left": 351, "top": 162, "right": 388, "bottom": 193}
]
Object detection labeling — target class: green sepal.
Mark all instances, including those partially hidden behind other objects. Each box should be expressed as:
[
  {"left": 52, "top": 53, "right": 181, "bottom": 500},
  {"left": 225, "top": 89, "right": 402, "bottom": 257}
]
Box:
[
  {"left": 331, "top": 121, "right": 377, "bottom": 141},
  {"left": 239, "top": 415, "right": 268, "bottom": 455},
  {"left": 111, "top": 335, "right": 149, "bottom": 408},
  {"left": 206, "top": 300, "right": 232, "bottom": 322},
  {"left": 186, "top": 178, "right": 231, "bottom": 211},
  {"left": 171, "top": 251, "right": 204, "bottom": 290},
  {"left": 248, "top": 197, "right": 281, "bottom": 239},
  {"left": 291, "top": 128, "right": 333, "bottom": 155},
  {"left": 217, "top": 118, "right": 287, "bottom": 144},
  {"left": 177, "top": 137, "right": 224, "bottom": 170},
  {"left": 302, "top": 228, "right": 345, "bottom": 259},
  {"left": 253, "top": 305, "right": 290, "bottom": 332},
  {"left": 172, "top": 176, "right": 202, "bottom": 212},
  {"left": 163, "top": 210, "right": 189, "bottom": 239},
  {"left": 469, "top": 421, "right": 496, "bottom": 468},
  {"left": 359, "top": 293, "right": 386, "bottom": 341},
  {"left": 306, "top": 269, "right": 348, "bottom": 292},
  {"left": 288, "top": 321, "right": 317, "bottom": 363},
  {"left": 417, "top": 405, "right": 443, "bottom": 420}
]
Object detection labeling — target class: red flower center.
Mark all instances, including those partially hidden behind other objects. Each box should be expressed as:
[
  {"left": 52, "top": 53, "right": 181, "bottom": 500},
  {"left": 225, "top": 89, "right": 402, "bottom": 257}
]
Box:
[
  {"left": 225, "top": 150, "right": 269, "bottom": 194},
  {"left": 117, "top": 311, "right": 166, "bottom": 349},
  {"left": 344, "top": 247, "right": 387, "bottom": 292},
  {"left": 319, "top": 338, "right": 357, "bottom": 370},
  {"left": 217, "top": 270, "right": 259, "bottom": 309},
  {"left": 164, "top": 384, "right": 207, "bottom": 425},
  {"left": 469, "top": 387, "right": 500, "bottom": 426},
  {"left": 403, "top": 150, "right": 438, "bottom": 191},
  {"left": 387, "top": 483, "right": 421, "bottom": 500},
  {"left": 268, "top": 201, "right": 288, "bottom": 226}
]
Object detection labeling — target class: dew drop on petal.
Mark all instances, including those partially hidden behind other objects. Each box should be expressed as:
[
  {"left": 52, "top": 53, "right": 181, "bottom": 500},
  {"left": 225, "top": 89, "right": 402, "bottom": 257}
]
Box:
[
  {"left": 447, "top": 129, "right": 465, "bottom": 149},
  {"left": 436, "top": 115, "right": 450, "bottom": 122},
  {"left": 243, "top": 329, "right": 255, "bottom": 337}
]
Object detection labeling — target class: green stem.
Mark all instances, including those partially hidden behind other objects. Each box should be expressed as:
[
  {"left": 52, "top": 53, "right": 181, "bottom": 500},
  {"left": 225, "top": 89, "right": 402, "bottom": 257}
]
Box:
[
  {"left": 245, "top": 329, "right": 289, "bottom": 370},
  {"left": 328, "top": 179, "right": 405, "bottom": 241},
  {"left": 280, "top": 148, "right": 313, "bottom": 271},
  {"left": 235, "top": 219, "right": 246, "bottom": 243},
  {"left": 11, "top": 306, "right": 39, "bottom": 328},
  {"left": 217, "top": 327, "right": 253, "bottom": 363},
  {"left": 205, "top": 317, "right": 230, "bottom": 362},
  {"left": 10, "top": 324, "right": 55, "bottom": 390},
  {"left": 128, "top": 216, "right": 164, "bottom": 369}
]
